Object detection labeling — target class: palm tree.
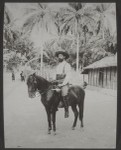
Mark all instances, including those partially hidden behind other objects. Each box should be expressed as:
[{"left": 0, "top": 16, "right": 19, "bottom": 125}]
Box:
[
  {"left": 61, "top": 3, "right": 96, "bottom": 72},
  {"left": 21, "top": 3, "right": 58, "bottom": 75},
  {"left": 82, "top": 3, "right": 117, "bottom": 63},
  {"left": 4, "top": 5, "right": 17, "bottom": 71},
  {"left": 4, "top": 5, "right": 13, "bottom": 50},
  {"left": 94, "top": 3, "right": 116, "bottom": 39},
  {"left": 4, "top": 5, "right": 14, "bottom": 25}
]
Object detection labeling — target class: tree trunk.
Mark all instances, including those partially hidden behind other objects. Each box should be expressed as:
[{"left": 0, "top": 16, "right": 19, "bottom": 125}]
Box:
[
  {"left": 40, "top": 44, "right": 43, "bottom": 76},
  {"left": 102, "top": 29, "right": 105, "bottom": 40},
  {"left": 76, "top": 33, "right": 79, "bottom": 72},
  {"left": 84, "top": 32, "right": 86, "bottom": 46},
  {"left": 75, "top": 19, "right": 79, "bottom": 72},
  {"left": 102, "top": 15, "right": 105, "bottom": 40}
]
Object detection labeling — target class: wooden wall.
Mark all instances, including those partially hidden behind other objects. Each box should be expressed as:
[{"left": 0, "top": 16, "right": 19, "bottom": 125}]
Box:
[{"left": 88, "top": 67, "right": 117, "bottom": 90}]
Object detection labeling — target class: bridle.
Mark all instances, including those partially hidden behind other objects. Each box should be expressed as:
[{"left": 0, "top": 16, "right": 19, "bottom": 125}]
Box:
[
  {"left": 37, "top": 84, "right": 61, "bottom": 96},
  {"left": 37, "top": 88, "right": 51, "bottom": 96},
  {"left": 32, "top": 76, "right": 59, "bottom": 96}
]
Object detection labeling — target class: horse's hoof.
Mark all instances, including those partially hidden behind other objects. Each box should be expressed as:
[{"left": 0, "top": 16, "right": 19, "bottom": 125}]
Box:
[
  {"left": 53, "top": 132, "right": 56, "bottom": 135},
  {"left": 48, "top": 131, "right": 51, "bottom": 134},
  {"left": 81, "top": 128, "right": 84, "bottom": 132},
  {"left": 72, "top": 127, "right": 75, "bottom": 130}
]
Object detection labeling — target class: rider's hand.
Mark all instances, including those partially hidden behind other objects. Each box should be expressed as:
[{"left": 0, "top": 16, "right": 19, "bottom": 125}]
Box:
[{"left": 58, "top": 84, "right": 63, "bottom": 87}]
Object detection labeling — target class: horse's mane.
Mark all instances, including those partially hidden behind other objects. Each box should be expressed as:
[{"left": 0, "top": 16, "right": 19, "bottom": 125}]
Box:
[
  {"left": 27, "top": 73, "right": 51, "bottom": 86},
  {"left": 34, "top": 74, "right": 51, "bottom": 91},
  {"left": 35, "top": 74, "right": 50, "bottom": 84}
]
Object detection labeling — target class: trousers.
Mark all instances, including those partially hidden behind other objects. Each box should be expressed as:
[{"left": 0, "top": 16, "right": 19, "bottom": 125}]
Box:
[{"left": 61, "top": 84, "right": 69, "bottom": 96}]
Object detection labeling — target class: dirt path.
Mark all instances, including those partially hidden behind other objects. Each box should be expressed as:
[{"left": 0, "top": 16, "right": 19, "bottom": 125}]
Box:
[{"left": 4, "top": 80, "right": 117, "bottom": 148}]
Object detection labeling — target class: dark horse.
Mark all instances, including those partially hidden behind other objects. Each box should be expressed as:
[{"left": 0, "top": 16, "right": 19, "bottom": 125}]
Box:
[{"left": 27, "top": 73, "right": 85, "bottom": 135}]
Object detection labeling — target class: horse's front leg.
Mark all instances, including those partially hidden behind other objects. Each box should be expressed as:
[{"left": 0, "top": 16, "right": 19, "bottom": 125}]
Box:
[
  {"left": 52, "top": 111, "right": 56, "bottom": 135},
  {"left": 46, "top": 108, "right": 52, "bottom": 134}
]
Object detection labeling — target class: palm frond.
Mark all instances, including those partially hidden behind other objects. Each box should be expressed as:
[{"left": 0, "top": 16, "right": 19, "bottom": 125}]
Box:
[
  {"left": 4, "top": 5, "right": 14, "bottom": 25},
  {"left": 69, "top": 3, "right": 83, "bottom": 11},
  {"left": 23, "top": 8, "right": 39, "bottom": 16},
  {"left": 105, "top": 3, "right": 116, "bottom": 16},
  {"left": 61, "top": 18, "right": 75, "bottom": 34},
  {"left": 64, "top": 7, "right": 76, "bottom": 14},
  {"left": 38, "top": 3, "right": 47, "bottom": 10}
]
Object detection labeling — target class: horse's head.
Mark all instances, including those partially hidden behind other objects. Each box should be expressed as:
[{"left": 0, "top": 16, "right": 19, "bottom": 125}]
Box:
[{"left": 27, "top": 73, "right": 38, "bottom": 98}]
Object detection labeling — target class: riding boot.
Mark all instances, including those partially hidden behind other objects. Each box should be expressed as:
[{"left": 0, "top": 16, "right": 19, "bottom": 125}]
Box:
[{"left": 63, "top": 96, "right": 69, "bottom": 118}]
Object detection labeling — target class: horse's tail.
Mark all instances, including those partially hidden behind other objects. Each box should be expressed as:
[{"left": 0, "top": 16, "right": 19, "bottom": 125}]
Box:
[{"left": 78, "top": 89, "right": 85, "bottom": 126}]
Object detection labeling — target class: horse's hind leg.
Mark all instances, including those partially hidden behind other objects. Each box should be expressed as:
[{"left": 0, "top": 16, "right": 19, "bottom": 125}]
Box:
[
  {"left": 71, "top": 105, "right": 78, "bottom": 130},
  {"left": 52, "top": 111, "right": 56, "bottom": 135},
  {"left": 78, "top": 103, "right": 84, "bottom": 128},
  {"left": 48, "top": 113, "right": 52, "bottom": 134}
]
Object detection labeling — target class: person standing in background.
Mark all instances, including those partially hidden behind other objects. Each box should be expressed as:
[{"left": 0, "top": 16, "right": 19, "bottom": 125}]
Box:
[{"left": 12, "top": 71, "right": 15, "bottom": 81}]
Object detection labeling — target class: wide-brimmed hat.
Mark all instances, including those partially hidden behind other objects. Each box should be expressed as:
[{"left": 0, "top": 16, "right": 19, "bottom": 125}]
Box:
[{"left": 55, "top": 49, "right": 69, "bottom": 59}]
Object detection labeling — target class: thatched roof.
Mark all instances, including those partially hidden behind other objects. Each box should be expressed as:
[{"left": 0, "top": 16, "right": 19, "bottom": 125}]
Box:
[{"left": 82, "top": 55, "right": 117, "bottom": 74}]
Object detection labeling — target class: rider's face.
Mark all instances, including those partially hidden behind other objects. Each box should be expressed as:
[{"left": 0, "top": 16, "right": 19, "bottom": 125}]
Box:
[{"left": 58, "top": 54, "right": 65, "bottom": 62}]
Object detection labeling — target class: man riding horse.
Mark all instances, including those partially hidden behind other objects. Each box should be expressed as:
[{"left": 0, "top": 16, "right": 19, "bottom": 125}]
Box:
[
  {"left": 55, "top": 49, "right": 71, "bottom": 118},
  {"left": 26, "top": 49, "right": 86, "bottom": 133}
]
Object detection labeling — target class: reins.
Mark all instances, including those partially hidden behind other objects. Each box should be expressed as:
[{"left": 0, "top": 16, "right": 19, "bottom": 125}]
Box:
[
  {"left": 37, "top": 87, "right": 51, "bottom": 95},
  {"left": 36, "top": 82, "right": 59, "bottom": 96}
]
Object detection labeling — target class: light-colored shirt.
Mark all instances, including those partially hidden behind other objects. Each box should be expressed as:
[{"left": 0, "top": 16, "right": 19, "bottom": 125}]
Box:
[
  {"left": 56, "top": 60, "right": 71, "bottom": 74},
  {"left": 56, "top": 60, "right": 71, "bottom": 85}
]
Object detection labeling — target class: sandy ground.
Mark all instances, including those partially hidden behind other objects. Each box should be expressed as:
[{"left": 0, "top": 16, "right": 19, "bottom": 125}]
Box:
[{"left": 3, "top": 73, "right": 117, "bottom": 148}]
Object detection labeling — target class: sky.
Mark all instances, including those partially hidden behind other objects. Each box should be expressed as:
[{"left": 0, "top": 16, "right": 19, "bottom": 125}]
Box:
[{"left": 5, "top": 3, "right": 69, "bottom": 19}]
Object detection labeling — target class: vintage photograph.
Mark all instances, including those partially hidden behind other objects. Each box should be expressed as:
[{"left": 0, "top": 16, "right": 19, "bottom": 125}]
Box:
[{"left": 3, "top": 2, "right": 117, "bottom": 148}]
